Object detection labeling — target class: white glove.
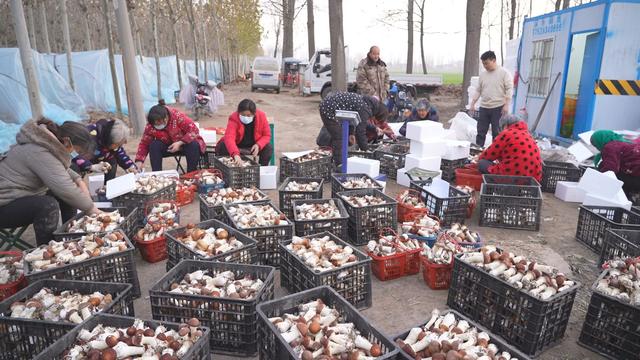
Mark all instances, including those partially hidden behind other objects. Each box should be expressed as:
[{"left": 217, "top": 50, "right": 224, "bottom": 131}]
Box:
[{"left": 90, "top": 162, "right": 111, "bottom": 174}]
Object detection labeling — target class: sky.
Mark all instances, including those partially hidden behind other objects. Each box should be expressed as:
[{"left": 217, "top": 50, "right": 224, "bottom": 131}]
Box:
[{"left": 259, "top": 0, "right": 579, "bottom": 71}]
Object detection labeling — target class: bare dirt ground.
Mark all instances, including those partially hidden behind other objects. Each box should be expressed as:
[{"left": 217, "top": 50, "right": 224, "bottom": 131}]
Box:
[{"left": 24, "top": 83, "right": 605, "bottom": 359}]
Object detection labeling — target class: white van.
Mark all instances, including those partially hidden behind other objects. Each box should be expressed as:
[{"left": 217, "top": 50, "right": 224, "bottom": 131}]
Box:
[{"left": 251, "top": 57, "right": 281, "bottom": 94}]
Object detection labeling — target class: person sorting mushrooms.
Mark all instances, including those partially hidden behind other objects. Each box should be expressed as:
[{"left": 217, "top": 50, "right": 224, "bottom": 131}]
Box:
[
  {"left": 0, "top": 118, "right": 102, "bottom": 245},
  {"left": 215, "top": 99, "right": 273, "bottom": 166},
  {"left": 399, "top": 98, "right": 440, "bottom": 136},
  {"left": 135, "top": 100, "right": 205, "bottom": 172},
  {"left": 476, "top": 113, "right": 542, "bottom": 181},
  {"left": 590, "top": 130, "right": 640, "bottom": 199},
  {"left": 71, "top": 118, "right": 137, "bottom": 182}
]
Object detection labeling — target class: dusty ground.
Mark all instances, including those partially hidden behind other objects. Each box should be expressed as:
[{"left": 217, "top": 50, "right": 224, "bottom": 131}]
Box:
[{"left": 23, "top": 83, "right": 605, "bottom": 359}]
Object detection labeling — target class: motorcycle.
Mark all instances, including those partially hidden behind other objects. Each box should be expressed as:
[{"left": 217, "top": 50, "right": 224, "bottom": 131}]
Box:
[
  {"left": 386, "top": 81, "right": 416, "bottom": 122},
  {"left": 188, "top": 76, "right": 216, "bottom": 121}
]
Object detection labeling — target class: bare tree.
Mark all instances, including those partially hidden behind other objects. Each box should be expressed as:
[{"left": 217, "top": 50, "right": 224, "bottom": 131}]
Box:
[
  {"left": 306, "top": 0, "right": 314, "bottom": 60},
  {"left": 26, "top": 3, "right": 36, "bottom": 50},
  {"left": 201, "top": 21, "right": 208, "bottom": 81},
  {"left": 508, "top": 0, "right": 516, "bottom": 40},
  {"left": 184, "top": 0, "right": 198, "bottom": 77},
  {"left": 166, "top": 0, "right": 182, "bottom": 89},
  {"left": 405, "top": 0, "right": 414, "bottom": 73},
  {"left": 151, "top": 0, "right": 161, "bottom": 100},
  {"left": 272, "top": 17, "right": 282, "bottom": 58},
  {"left": 39, "top": 0, "right": 51, "bottom": 53},
  {"left": 78, "top": 1, "right": 93, "bottom": 50},
  {"left": 461, "top": 0, "right": 485, "bottom": 107},
  {"left": 500, "top": 0, "right": 504, "bottom": 65},
  {"left": 329, "top": 0, "right": 345, "bottom": 92},
  {"left": 563, "top": 0, "right": 570, "bottom": 9},
  {"left": 101, "top": 0, "right": 122, "bottom": 116},
  {"left": 60, "top": 0, "right": 75, "bottom": 90},
  {"left": 282, "top": 0, "right": 295, "bottom": 58},
  {"left": 127, "top": 1, "right": 143, "bottom": 62},
  {"left": 414, "top": 0, "right": 427, "bottom": 74}
]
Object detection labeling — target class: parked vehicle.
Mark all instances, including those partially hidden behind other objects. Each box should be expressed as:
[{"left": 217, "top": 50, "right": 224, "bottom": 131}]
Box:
[
  {"left": 386, "top": 80, "right": 417, "bottom": 122},
  {"left": 251, "top": 56, "right": 281, "bottom": 93}
]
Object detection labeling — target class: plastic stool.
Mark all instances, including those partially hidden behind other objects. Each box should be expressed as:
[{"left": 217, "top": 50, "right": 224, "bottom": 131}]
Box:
[{"left": 0, "top": 226, "right": 31, "bottom": 250}]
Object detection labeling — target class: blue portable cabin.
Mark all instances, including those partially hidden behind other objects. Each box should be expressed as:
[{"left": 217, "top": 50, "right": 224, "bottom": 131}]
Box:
[{"left": 512, "top": 0, "right": 640, "bottom": 140}]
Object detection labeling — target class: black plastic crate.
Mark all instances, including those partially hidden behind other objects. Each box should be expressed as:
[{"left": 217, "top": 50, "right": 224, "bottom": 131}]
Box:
[
  {"left": 165, "top": 219, "right": 258, "bottom": 271},
  {"left": 292, "top": 198, "right": 349, "bottom": 240},
  {"left": 599, "top": 229, "right": 640, "bottom": 267},
  {"left": 279, "top": 152, "right": 333, "bottom": 182},
  {"left": 410, "top": 180, "right": 470, "bottom": 226},
  {"left": 24, "top": 230, "right": 141, "bottom": 298},
  {"left": 541, "top": 161, "right": 581, "bottom": 193},
  {"left": 150, "top": 260, "right": 275, "bottom": 356},
  {"left": 447, "top": 254, "right": 580, "bottom": 357},
  {"left": 33, "top": 313, "right": 211, "bottom": 360},
  {"left": 440, "top": 157, "right": 467, "bottom": 182},
  {"left": 479, "top": 176, "right": 542, "bottom": 231},
  {"left": 223, "top": 201, "right": 294, "bottom": 267},
  {"left": 112, "top": 183, "right": 176, "bottom": 223},
  {"left": 278, "top": 177, "right": 324, "bottom": 219},
  {"left": 338, "top": 188, "right": 398, "bottom": 246},
  {"left": 198, "top": 188, "right": 269, "bottom": 222},
  {"left": 0, "top": 279, "right": 134, "bottom": 360},
  {"left": 52, "top": 206, "right": 138, "bottom": 241},
  {"left": 394, "top": 310, "right": 531, "bottom": 360},
  {"left": 331, "top": 173, "right": 383, "bottom": 198},
  {"left": 214, "top": 156, "right": 260, "bottom": 188},
  {"left": 279, "top": 232, "right": 372, "bottom": 309},
  {"left": 348, "top": 143, "right": 380, "bottom": 159},
  {"left": 578, "top": 269, "right": 640, "bottom": 360},
  {"left": 575, "top": 206, "right": 640, "bottom": 254},
  {"left": 256, "top": 286, "right": 399, "bottom": 360},
  {"left": 374, "top": 143, "right": 409, "bottom": 180}
]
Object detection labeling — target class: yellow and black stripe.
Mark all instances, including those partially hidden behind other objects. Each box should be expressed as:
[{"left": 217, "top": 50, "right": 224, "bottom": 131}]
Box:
[{"left": 594, "top": 79, "right": 640, "bottom": 95}]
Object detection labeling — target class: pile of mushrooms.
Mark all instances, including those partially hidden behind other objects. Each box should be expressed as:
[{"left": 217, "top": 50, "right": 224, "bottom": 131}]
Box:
[
  {"left": 0, "top": 253, "right": 23, "bottom": 285},
  {"left": 176, "top": 224, "right": 245, "bottom": 258},
  {"left": 227, "top": 203, "right": 289, "bottom": 229},
  {"left": 422, "top": 237, "right": 460, "bottom": 265},
  {"left": 25, "top": 231, "right": 129, "bottom": 272},
  {"left": 291, "top": 149, "right": 332, "bottom": 163},
  {"left": 398, "top": 190, "right": 426, "bottom": 209},
  {"left": 396, "top": 309, "right": 520, "bottom": 360},
  {"left": 339, "top": 176, "right": 380, "bottom": 190},
  {"left": 61, "top": 317, "right": 204, "bottom": 360},
  {"left": 268, "top": 298, "right": 384, "bottom": 359},
  {"left": 455, "top": 185, "right": 475, "bottom": 195},
  {"left": 367, "top": 234, "right": 424, "bottom": 257},
  {"left": 176, "top": 178, "right": 197, "bottom": 194},
  {"left": 8, "top": 288, "right": 114, "bottom": 323},
  {"left": 133, "top": 175, "right": 174, "bottom": 195},
  {"left": 460, "top": 246, "right": 576, "bottom": 300},
  {"left": 287, "top": 236, "right": 358, "bottom": 272},
  {"left": 295, "top": 201, "right": 342, "bottom": 220},
  {"left": 401, "top": 214, "right": 441, "bottom": 238},
  {"left": 67, "top": 210, "right": 124, "bottom": 233},
  {"left": 198, "top": 170, "right": 224, "bottom": 186},
  {"left": 443, "top": 224, "right": 480, "bottom": 245},
  {"left": 284, "top": 180, "right": 321, "bottom": 192},
  {"left": 218, "top": 156, "right": 253, "bottom": 167},
  {"left": 340, "top": 194, "right": 388, "bottom": 208},
  {"left": 169, "top": 269, "right": 264, "bottom": 300},
  {"left": 596, "top": 257, "right": 640, "bottom": 305},
  {"left": 136, "top": 220, "right": 180, "bottom": 243},
  {"left": 203, "top": 187, "right": 266, "bottom": 206},
  {"left": 147, "top": 202, "right": 179, "bottom": 224}
]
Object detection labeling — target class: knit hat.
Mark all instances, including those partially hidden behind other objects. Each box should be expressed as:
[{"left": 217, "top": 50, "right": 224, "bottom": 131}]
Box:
[{"left": 415, "top": 99, "right": 431, "bottom": 111}]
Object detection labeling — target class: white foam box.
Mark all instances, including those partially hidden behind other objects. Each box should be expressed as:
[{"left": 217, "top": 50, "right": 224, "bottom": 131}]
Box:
[
  {"left": 568, "top": 141, "right": 595, "bottom": 163},
  {"left": 94, "top": 202, "right": 113, "bottom": 208},
  {"left": 405, "top": 121, "right": 444, "bottom": 141},
  {"left": 578, "top": 168, "right": 623, "bottom": 199},
  {"left": 554, "top": 181, "right": 586, "bottom": 202},
  {"left": 442, "top": 140, "right": 471, "bottom": 160},
  {"left": 347, "top": 157, "right": 380, "bottom": 178},
  {"left": 106, "top": 173, "right": 136, "bottom": 200},
  {"left": 442, "top": 129, "right": 458, "bottom": 140},
  {"left": 404, "top": 154, "right": 442, "bottom": 171},
  {"left": 396, "top": 168, "right": 411, "bottom": 187},
  {"left": 88, "top": 174, "right": 105, "bottom": 195},
  {"left": 260, "top": 166, "right": 278, "bottom": 190},
  {"left": 409, "top": 139, "right": 446, "bottom": 157},
  {"left": 200, "top": 129, "right": 218, "bottom": 145},
  {"left": 583, "top": 190, "right": 631, "bottom": 211}
]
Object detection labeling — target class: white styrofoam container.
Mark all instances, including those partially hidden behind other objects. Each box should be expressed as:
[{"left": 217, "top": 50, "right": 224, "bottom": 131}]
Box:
[
  {"left": 404, "top": 154, "right": 442, "bottom": 171},
  {"left": 583, "top": 191, "right": 631, "bottom": 211},
  {"left": 106, "top": 173, "right": 136, "bottom": 200},
  {"left": 409, "top": 139, "right": 446, "bottom": 157},
  {"left": 442, "top": 140, "right": 471, "bottom": 160},
  {"left": 442, "top": 129, "right": 458, "bottom": 140},
  {"left": 88, "top": 174, "right": 105, "bottom": 196},
  {"left": 94, "top": 202, "right": 113, "bottom": 208},
  {"left": 405, "top": 121, "right": 444, "bottom": 141},
  {"left": 568, "top": 141, "right": 595, "bottom": 163},
  {"left": 260, "top": 166, "right": 278, "bottom": 190},
  {"left": 347, "top": 157, "right": 380, "bottom": 178},
  {"left": 200, "top": 129, "right": 218, "bottom": 145},
  {"left": 577, "top": 168, "right": 623, "bottom": 199},
  {"left": 396, "top": 168, "right": 411, "bottom": 187},
  {"left": 554, "top": 181, "right": 586, "bottom": 202}
]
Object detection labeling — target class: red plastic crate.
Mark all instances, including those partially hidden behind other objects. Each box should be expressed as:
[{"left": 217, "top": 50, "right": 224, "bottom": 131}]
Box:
[
  {"left": 405, "top": 248, "right": 422, "bottom": 275},
  {"left": 455, "top": 165, "right": 483, "bottom": 191},
  {"left": 396, "top": 190, "right": 429, "bottom": 223},
  {"left": 176, "top": 187, "right": 195, "bottom": 207},
  {"left": 421, "top": 254, "right": 453, "bottom": 290},
  {"left": 369, "top": 251, "right": 406, "bottom": 281},
  {"left": 0, "top": 251, "right": 26, "bottom": 301},
  {"left": 135, "top": 235, "right": 168, "bottom": 263}
]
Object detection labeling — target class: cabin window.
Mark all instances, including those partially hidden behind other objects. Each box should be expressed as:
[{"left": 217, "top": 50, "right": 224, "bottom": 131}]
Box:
[{"left": 529, "top": 38, "right": 554, "bottom": 97}]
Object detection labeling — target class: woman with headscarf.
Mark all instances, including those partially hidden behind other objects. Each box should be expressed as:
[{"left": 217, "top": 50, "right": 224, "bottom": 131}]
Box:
[
  {"left": 590, "top": 130, "right": 640, "bottom": 197},
  {"left": 399, "top": 98, "right": 440, "bottom": 136},
  {"left": 476, "top": 113, "right": 542, "bottom": 181}
]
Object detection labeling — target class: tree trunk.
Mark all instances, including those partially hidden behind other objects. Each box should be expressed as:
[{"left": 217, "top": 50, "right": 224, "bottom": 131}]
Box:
[
  {"left": 83, "top": 16, "right": 92, "bottom": 50},
  {"left": 167, "top": 0, "right": 182, "bottom": 89},
  {"left": 273, "top": 17, "right": 281, "bottom": 58},
  {"left": 185, "top": 0, "right": 198, "bottom": 78},
  {"left": 562, "top": 0, "right": 570, "bottom": 9},
  {"left": 60, "top": 0, "right": 74, "bottom": 90},
  {"left": 151, "top": 0, "right": 161, "bottom": 100},
  {"left": 406, "top": 0, "right": 413, "bottom": 73},
  {"left": 418, "top": 0, "right": 427, "bottom": 74},
  {"left": 509, "top": 0, "right": 516, "bottom": 40},
  {"left": 555, "top": 0, "right": 561, "bottom": 11},
  {"left": 40, "top": 1, "right": 51, "bottom": 54},
  {"left": 500, "top": 0, "right": 504, "bottom": 65},
  {"left": 461, "top": 0, "right": 485, "bottom": 107},
  {"left": 328, "top": 0, "right": 346, "bottom": 92},
  {"left": 102, "top": 0, "right": 122, "bottom": 116},
  {"left": 130, "top": 12, "right": 143, "bottom": 62},
  {"left": 202, "top": 22, "right": 208, "bottom": 81},
  {"left": 114, "top": 0, "right": 145, "bottom": 134},
  {"left": 27, "top": 4, "right": 36, "bottom": 50},
  {"left": 11, "top": 0, "right": 43, "bottom": 119},
  {"left": 282, "top": 0, "right": 294, "bottom": 58},
  {"left": 306, "top": 0, "right": 315, "bottom": 60}
]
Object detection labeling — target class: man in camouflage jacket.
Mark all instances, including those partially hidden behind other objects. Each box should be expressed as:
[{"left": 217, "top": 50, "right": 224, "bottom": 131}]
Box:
[{"left": 356, "top": 46, "right": 390, "bottom": 101}]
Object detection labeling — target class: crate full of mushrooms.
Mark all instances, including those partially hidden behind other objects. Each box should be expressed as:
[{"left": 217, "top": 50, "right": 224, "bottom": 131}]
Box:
[
  {"left": 256, "top": 286, "right": 399, "bottom": 360},
  {"left": 578, "top": 256, "right": 640, "bottom": 359},
  {"left": 331, "top": 173, "right": 383, "bottom": 197},
  {"left": 292, "top": 199, "right": 349, "bottom": 239},
  {"left": 112, "top": 175, "right": 177, "bottom": 222},
  {"left": 134, "top": 202, "right": 181, "bottom": 264},
  {"left": 367, "top": 231, "right": 426, "bottom": 281},
  {"left": 278, "top": 177, "right": 324, "bottom": 219},
  {"left": 54, "top": 207, "right": 137, "bottom": 242},
  {"left": 224, "top": 202, "right": 293, "bottom": 267},
  {"left": 338, "top": 188, "right": 398, "bottom": 246},
  {"left": 280, "top": 149, "right": 333, "bottom": 182},
  {"left": 165, "top": 219, "right": 258, "bottom": 272},
  {"left": 0, "top": 279, "right": 134, "bottom": 360},
  {"left": 0, "top": 252, "right": 25, "bottom": 301},
  {"left": 447, "top": 245, "right": 580, "bottom": 357},
  {"left": 195, "top": 169, "right": 225, "bottom": 194},
  {"left": 23, "top": 230, "right": 141, "bottom": 299},
  {"left": 149, "top": 260, "right": 275, "bottom": 355},
  {"left": 199, "top": 187, "right": 268, "bottom": 222},
  {"left": 213, "top": 156, "right": 260, "bottom": 188},
  {"left": 279, "top": 233, "right": 372, "bottom": 309},
  {"left": 394, "top": 309, "right": 529, "bottom": 360},
  {"left": 32, "top": 314, "right": 211, "bottom": 360}
]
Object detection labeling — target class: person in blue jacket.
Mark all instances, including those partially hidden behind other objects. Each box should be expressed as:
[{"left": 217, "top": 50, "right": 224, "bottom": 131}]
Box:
[{"left": 399, "top": 98, "right": 439, "bottom": 136}]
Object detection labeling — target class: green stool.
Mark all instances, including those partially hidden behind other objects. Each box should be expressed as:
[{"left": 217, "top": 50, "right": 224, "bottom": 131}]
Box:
[
  {"left": 0, "top": 226, "right": 32, "bottom": 250},
  {"left": 269, "top": 123, "right": 275, "bottom": 165}
]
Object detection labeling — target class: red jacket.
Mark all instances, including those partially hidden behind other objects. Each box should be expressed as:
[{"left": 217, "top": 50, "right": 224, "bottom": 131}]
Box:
[
  {"left": 599, "top": 141, "right": 640, "bottom": 176},
  {"left": 478, "top": 121, "right": 542, "bottom": 181},
  {"left": 135, "top": 107, "right": 205, "bottom": 162},
  {"left": 223, "top": 109, "right": 271, "bottom": 157}
]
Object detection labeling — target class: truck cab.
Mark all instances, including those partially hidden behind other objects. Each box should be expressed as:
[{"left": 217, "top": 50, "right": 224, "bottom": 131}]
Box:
[{"left": 303, "top": 49, "right": 336, "bottom": 98}]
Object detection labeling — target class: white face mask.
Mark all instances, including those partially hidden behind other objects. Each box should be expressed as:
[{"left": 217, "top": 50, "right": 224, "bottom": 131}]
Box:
[
  {"left": 239, "top": 115, "right": 254, "bottom": 125},
  {"left": 154, "top": 123, "right": 166, "bottom": 130}
]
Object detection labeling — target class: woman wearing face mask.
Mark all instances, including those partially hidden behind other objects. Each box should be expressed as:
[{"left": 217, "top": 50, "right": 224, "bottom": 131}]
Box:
[
  {"left": 0, "top": 117, "right": 102, "bottom": 245},
  {"left": 135, "top": 100, "right": 205, "bottom": 172},
  {"left": 216, "top": 99, "right": 273, "bottom": 166},
  {"left": 72, "top": 119, "right": 137, "bottom": 182}
]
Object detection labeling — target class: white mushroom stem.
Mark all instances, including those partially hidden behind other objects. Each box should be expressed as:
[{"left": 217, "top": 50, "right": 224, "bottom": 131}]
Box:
[
  {"left": 424, "top": 308, "right": 440, "bottom": 330},
  {"left": 328, "top": 341, "right": 347, "bottom": 356},
  {"left": 281, "top": 324, "right": 300, "bottom": 343},
  {"left": 113, "top": 342, "right": 145, "bottom": 358},
  {"left": 404, "top": 327, "right": 422, "bottom": 345},
  {"left": 176, "top": 340, "right": 193, "bottom": 357}
]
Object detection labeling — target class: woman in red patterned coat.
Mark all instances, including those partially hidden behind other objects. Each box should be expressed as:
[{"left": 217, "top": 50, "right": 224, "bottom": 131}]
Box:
[
  {"left": 477, "top": 113, "right": 542, "bottom": 182},
  {"left": 135, "top": 100, "right": 205, "bottom": 172}
]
